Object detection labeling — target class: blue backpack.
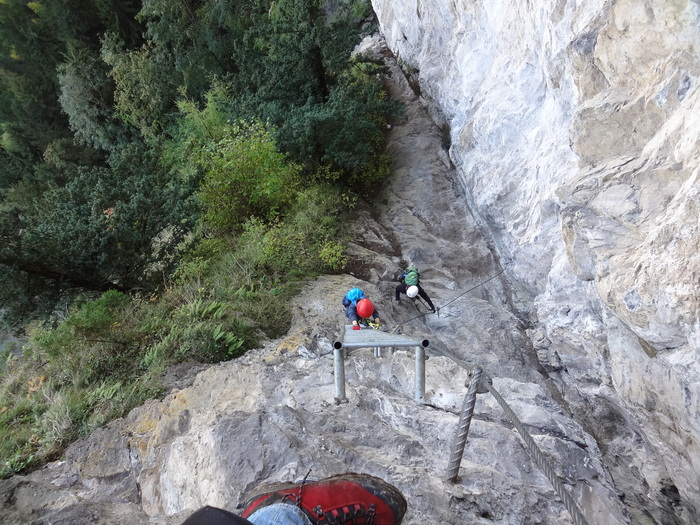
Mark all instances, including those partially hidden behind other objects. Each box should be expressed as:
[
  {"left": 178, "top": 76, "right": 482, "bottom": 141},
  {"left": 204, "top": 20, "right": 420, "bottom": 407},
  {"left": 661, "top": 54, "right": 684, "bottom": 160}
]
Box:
[{"left": 343, "top": 288, "right": 365, "bottom": 306}]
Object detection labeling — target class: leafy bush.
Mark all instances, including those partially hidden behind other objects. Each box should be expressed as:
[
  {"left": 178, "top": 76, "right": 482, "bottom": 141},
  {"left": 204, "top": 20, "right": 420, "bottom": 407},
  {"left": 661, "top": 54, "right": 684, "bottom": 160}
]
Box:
[
  {"left": 102, "top": 35, "right": 182, "bottom": 140},
  {"left": 196, "top": 121, "right": 301, "bottom": 234},
  {"left": 275, "top": 60, "right": 400, "bottom": 190},
  {"left": 57, "top": 48, "right": 126, "bottom": 151},
  {"left": 32, "top": 291, "right": 140, "bottom": 387},
  {"left": 64, "top": 290, "right": 131, "bottom": 336},
  {"left": 142, "top": 299, "right": 247, "bottom": 364},
  {"left": 0, "top": 290, "right": 165, "bottom": 477},
  {"left": 319, "top": 240, "right": 347, "bottom": 270},
  {"left": 242, "top": 184, "right": 349, "bottom": 276},
  {"left": 15, "top": 143, "right": 199, "bottom": 293}
]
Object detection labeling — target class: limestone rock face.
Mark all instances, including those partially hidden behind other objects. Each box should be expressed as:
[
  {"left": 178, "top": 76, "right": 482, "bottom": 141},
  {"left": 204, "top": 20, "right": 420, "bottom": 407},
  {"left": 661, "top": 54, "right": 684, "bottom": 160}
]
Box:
[{"left": 371, "top": 0, "right": 699, "bottom": 523}]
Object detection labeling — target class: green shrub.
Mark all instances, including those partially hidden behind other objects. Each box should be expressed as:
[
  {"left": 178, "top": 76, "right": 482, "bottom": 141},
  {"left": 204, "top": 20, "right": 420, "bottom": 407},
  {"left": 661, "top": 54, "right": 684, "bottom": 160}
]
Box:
[
  {"left": 273, "top": 60, "right": 401, "bottom": 191},
  {"left": 196, "top": 121, "right": 301, "bottom": 234},
  {"left": 319, "top": 240, "right": 347, "bottom": 270},
  {"left": 64, "top": 290, "right": 131, "bottom": 336},
  {"left": 139, "top": 296, "right": 253, "bottom": 366},
  {"left": 0, "top": 295, "right": 163, "bottom": 478},
  {"left": 256, "top": 184, "right": 348, "bottom": 275},
  {"left": 37, "top": 390, "right": 81, "bottom": 446},
  {"left": 33, "top": 290, "right": 140, "bottom": 386}
]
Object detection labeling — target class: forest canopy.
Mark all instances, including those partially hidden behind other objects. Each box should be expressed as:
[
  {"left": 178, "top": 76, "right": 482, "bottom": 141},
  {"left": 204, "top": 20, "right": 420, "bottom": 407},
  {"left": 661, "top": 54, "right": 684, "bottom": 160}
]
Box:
[{"left": 0, "top": 0, "right": 397, "bottom": 325}]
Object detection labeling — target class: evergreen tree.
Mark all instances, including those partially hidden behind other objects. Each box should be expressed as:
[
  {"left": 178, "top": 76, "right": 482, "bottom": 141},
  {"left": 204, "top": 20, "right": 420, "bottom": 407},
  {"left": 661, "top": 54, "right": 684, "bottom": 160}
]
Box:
[
  {"left": 0, "top": 0, "right": 142, "bottom": 164},
  {"left": 0, "top": 1, "right": 146, "bottom": 324},
  {"left": 1, "top": 143, "right": 198, "bottom": 290}
]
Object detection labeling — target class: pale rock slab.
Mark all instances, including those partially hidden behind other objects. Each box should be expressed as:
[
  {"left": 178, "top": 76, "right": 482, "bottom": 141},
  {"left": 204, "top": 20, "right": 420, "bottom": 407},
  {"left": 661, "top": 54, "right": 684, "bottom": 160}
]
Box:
[{"left": 371, "top": 0, "right": 700, "bottom": 522}]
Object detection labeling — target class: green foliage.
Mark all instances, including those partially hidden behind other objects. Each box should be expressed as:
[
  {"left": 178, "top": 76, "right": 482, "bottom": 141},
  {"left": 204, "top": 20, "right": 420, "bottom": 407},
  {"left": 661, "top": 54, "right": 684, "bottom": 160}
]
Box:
[
  {"left": 159, "top": 83, "right": 235, "bottom": 198},
  {"left": 33, "top": 290, "right": 138, "bottom": 385},
  {"left": 0, "top": 170, "right": 351, "bottom": 477},
  {"left": 64, "top": 290, "right": 131, "bottom": 336},
  {"left": 0, "top": 289, "right": 159, "bottom": 478},
  {"left": 57, "top": 47, "right": 129, "bottom": 151},
  {"left": 0, "top": 0, "right": 142, "bottom": 160},
  {"left": 176, "top": 84, "right": 232, "bottom": 144},
  {"left": 3, "top": 0, "right": 395, "bottom": 326},
  {"left": 324, "top": 63, "right": 398, "bottom": 177},
  {"left": 0, "top": 398, "right": 43, "bottom": 478},
  {"left": 275, "top": 61, "right": 399, "bottom": 189},
  {"left": 12, "top": 143, "right": 199, "bottom": 291},
  {"left": 0, "top": 0, "right": 392, "bottom": 481},
  {"left": 137, "top": 0, "right": 241, "bottom": 98},
  {"left": 142, "top": 299, "right": 247, "bottom": 364},
  {"left": 224, "top": 0, "right": 398, "bottom": 188},
  {"left": 0, "top": 0, "right": 68, "bottom": 158},
  {"left": 0, "top": 266, "right": 65, "bottom": 331},
  {"left": 319, "top": 241, "right": 348, "bottom": 270},
  {"left": 239, "top": 183, "right": 348, "bottom": 276},
  {"left": 196, "top": 121, "right": 301, "bottom": 234},
  {"left": 204, "top": 245, "right": 300, "bottom": 338},
  {"left": 0, "top": 341, "right": 13, "bottom": 374},
  {"left": 101, "top": 35, "right": 182, "bottom": 140},
  {"left": 36, "top": 390, "right": 83, "bottom": 446}
]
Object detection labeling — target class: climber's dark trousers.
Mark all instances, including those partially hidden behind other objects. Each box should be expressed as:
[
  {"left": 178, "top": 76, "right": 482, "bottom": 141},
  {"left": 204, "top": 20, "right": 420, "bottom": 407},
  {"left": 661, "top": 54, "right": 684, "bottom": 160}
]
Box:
[{"left": 395, "top": 283, "right": 435, "bottom": 310}]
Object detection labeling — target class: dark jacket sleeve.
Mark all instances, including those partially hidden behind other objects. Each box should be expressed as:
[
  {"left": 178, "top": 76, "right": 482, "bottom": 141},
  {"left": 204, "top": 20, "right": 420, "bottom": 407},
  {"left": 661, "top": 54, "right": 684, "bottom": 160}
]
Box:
[{"left": 345, "top": 304, "right": 359, "bottom": 322}]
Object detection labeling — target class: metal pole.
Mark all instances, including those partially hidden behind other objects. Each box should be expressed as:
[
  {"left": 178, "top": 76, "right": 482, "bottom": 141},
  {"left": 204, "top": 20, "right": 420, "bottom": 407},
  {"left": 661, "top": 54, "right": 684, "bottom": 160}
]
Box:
[
  {"left": 333, "top": 343, "right": 347, "bottom": 404},
  {"left": 445, "top": 366, "right": 483, "bottom": 483},
  {"left": 415, "top": 346, "right": 425, "bottom": 402}
]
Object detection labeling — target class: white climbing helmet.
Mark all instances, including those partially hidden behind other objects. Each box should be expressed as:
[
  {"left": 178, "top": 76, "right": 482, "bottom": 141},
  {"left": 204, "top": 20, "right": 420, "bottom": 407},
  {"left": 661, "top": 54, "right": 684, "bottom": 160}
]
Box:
[{"left": 406, "top": 285, "right": 419, "bottom": 298}]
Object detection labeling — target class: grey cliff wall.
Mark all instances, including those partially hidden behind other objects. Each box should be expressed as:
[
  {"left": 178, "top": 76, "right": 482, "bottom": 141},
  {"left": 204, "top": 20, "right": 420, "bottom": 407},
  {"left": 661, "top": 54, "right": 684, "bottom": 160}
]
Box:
[{"left": 370, "top": 0, "right": 699, "bottom": 523}]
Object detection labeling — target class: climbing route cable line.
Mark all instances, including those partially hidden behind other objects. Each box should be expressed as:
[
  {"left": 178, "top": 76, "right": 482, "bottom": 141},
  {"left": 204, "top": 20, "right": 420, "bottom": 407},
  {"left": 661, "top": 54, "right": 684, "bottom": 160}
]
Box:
[{"left": 391, "top": 263, "right": 510, "bottom": 333}]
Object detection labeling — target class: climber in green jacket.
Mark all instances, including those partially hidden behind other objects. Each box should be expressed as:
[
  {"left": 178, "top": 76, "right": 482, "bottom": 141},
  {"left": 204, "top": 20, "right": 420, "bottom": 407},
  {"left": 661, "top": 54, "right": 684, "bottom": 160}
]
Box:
[{"left": 395, "top": 266, "right": 436, "bottom": 313}]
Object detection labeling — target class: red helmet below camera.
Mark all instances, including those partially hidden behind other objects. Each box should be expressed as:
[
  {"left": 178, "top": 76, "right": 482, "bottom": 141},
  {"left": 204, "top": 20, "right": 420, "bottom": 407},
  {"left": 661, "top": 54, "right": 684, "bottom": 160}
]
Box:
[{"left": 356, "top": 298, "right": 374, "bottom": 319}]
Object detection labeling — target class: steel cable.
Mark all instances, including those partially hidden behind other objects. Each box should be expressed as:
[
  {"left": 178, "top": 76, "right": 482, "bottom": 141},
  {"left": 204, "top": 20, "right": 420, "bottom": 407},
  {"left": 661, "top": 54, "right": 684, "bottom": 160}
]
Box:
[
  {"left": 485, "top": 377, "right": 590, "bottom": 525},
  {"left": 390, "top": 263, "right": 510, "bottom": 333}
]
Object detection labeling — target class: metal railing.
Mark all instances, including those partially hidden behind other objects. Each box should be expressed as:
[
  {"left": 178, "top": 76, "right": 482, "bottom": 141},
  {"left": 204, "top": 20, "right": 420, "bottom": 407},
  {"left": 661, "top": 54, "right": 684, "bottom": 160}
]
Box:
[
  {"left": 332, "top": 325, "right": 429, "bottom": 404},
  {"left": 333, "top": 326, "right": 590, "bottom": 525},
  {"left": 446, "top": 366, "right": 590, "bottom": 525}
]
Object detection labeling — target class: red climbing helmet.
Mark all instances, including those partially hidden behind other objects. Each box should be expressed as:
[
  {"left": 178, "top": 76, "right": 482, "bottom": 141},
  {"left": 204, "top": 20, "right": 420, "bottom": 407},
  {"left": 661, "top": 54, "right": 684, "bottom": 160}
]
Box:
[{"left": 356, "top": 298, "right": 374, "bottom": 319}]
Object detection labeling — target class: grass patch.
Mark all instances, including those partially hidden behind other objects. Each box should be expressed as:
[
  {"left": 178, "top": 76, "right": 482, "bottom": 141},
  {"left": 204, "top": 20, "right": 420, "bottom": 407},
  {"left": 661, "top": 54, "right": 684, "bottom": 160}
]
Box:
[{"left": 0, "top": 182, "right": 351, "bottom": 479}]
